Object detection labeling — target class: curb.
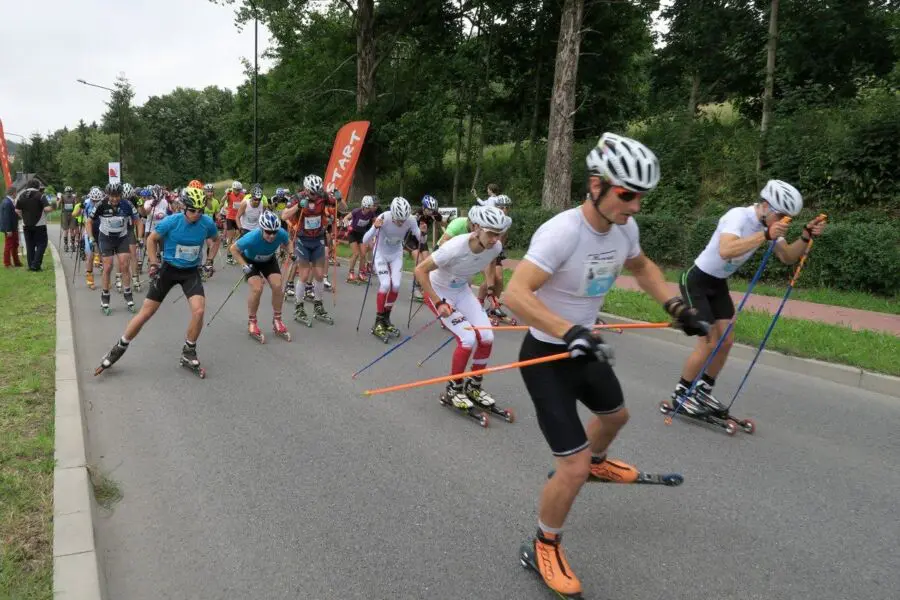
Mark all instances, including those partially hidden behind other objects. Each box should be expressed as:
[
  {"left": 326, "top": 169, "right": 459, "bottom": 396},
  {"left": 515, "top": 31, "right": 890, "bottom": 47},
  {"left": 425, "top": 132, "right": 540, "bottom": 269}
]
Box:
[
  {"left": 596, "top": 312, "right": 900, "bottom": 399},
  {"left": 49, "top": 243, "right": 106, "bottom": 600}
]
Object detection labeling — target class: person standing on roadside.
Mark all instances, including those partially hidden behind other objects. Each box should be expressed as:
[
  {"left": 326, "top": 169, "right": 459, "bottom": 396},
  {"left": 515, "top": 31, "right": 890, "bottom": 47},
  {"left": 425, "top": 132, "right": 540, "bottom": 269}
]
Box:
[
  {"left": 15, "top": 179, "right": 52, "bottom": 271},
  {"left": 1, "top": 186, "right": 22, "bottom": 267}
]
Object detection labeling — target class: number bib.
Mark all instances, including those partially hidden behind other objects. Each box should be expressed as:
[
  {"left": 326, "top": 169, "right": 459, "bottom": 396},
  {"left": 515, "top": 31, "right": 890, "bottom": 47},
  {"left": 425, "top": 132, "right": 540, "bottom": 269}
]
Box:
[
  {"left": 304, "top": 215, "right": 322, "bottom": 230},
  {"left": 385, "top": 236, "right": 402, "bottom": 247},
  {"left": 63, "top": 203, "right": 74, "bottom": 211},
  {"left": 578, "top": 251, "right": 619, "bottom": 298},
  {"left": 175, "top": 244, "right": 201, "bottom": 262},
  {"left": 253, "top": 253, "right": 274, "bottom": 262}
]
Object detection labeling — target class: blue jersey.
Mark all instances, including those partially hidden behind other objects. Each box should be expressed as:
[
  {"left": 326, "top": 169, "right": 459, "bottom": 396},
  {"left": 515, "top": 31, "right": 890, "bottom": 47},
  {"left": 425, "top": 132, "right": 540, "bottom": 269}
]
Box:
[
  {"left": 236, "top": 227, "right": 289, "bottom": 262},
  {"left": 154, "top": 213, "right": 218, "bottom": 269}
]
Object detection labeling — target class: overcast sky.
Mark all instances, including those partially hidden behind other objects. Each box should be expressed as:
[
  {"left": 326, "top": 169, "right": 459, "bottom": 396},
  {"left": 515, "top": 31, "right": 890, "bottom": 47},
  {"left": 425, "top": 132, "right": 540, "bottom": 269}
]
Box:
[{"left": 0, "top": 0, "right": 273, "bottom": 139}]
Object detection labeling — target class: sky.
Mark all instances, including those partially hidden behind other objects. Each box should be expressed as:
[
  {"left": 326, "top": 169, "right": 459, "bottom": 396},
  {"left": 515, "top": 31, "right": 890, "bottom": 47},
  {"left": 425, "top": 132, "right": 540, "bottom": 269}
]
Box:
[{"left": 0, "top": 0, "right": 274, "bottom": 139}]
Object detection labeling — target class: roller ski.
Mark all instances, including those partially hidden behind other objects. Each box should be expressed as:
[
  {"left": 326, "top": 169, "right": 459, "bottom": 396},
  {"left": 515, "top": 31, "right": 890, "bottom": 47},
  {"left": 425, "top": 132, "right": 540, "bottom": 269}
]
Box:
[
  {"left": 293, "top": 302, "right": 313, "bottom": 328},
  {"left": 85, "top": 272, "right": 95, "bottom": 290},
  {"left": 464, "top": 376, "right": 514, "bottom": 423},
  {"left": 285, "top": 281, "right": 296, "bottom": 302},
  {"left": 100, "top": 291, "right": 112, "bottom": 316},
  {"left": 248, "top": 316, "right": 266, "bottom": 343},
  {"left": 439, "top": 381, "right": 489, "bottom": 427},
  {"left": 370, "top": 315, "right": 391, "bottom": 344},
  {"left": 660, "top": 383, "right": 755, "bottom": 436},
  {"left": 179, "top": 343, "right": 206, "bottom": 378},
  {"left": 115, "top": 273, "right": 123, "bottom": 293},
  {"left": 487, "top": 296, "right": 517, "bottom": 326},
  {"left": 519, "top": 532, "right": 583, "bottom": 599},
  {"left": 346, "top": 270, "right": 362, "bottom": 285},
  {"left": 303, "top": 283, "right": 315, "bottom": 302},
  {"left": 312, "top": 300, "right": 334, "bottom": 325},
  {"left": 382, "top": 311, "right": 401, "bottom": 338},
  {"left": 94, "top": 339, "right": 129, "bottom": 376},
  {"left": 123, "top": 289, "right": 136, "bottom": 314},
  {"left": 272, "top": 314, "right": 292, "bottom": 342},
  {"left": 547, "top": 457, "right": 684, "bottom": 487}
]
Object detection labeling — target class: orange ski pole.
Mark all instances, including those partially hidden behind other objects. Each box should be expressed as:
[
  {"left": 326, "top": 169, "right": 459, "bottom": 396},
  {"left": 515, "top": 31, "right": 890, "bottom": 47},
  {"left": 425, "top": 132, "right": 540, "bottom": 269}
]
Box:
[{"left": 363, "top": 352, "right": 571, "bottom": 397}]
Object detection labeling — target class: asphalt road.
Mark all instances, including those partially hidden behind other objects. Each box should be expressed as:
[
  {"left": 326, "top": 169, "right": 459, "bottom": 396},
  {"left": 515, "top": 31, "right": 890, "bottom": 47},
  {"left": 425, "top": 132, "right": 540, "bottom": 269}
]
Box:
[{"left": 54, "top": 228, "right": 900, "bottom": 600}]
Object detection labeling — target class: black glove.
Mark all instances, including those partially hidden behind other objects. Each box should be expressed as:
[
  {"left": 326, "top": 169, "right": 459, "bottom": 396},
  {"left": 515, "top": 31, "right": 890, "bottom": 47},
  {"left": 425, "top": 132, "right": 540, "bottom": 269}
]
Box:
[
  {"left": 137, "top": 239, "right": 144, "bottom": 249},
  {"left": 562, "top": 325, "right": 615, "bottom": 364},
  {"left": 664, "top": 297, "right": 709, "bottom": 337},
  {"left": 148, "top": 263, "right": 161, "bottom": 281},
  {"left": 204, "top": 261, "right": 216, "bottom": 279}
]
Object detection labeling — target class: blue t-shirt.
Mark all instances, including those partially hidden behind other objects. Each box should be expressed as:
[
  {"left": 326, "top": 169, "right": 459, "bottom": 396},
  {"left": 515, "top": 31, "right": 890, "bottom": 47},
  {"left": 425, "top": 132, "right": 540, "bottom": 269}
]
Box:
[
  {"left": 236, "top": 227, "right": 289, "bottom": 262},
  {"left": 154, "top": 213, "right": 218, "bottom": 269}
]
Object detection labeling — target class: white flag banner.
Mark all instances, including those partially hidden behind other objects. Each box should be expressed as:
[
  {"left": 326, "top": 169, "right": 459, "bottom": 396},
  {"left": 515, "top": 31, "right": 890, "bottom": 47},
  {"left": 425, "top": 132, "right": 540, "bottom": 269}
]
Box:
[{"left": 108, "top": 162, "right": 121, "bottom": 184}]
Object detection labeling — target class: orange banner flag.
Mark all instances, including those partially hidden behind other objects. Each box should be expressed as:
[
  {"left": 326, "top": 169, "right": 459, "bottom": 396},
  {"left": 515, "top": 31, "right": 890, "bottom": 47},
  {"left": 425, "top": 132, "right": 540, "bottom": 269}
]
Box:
[
  {"left": 324, "top": 120, "right": 370, "bottom": 199},
  {"left": 0, "top": 119, "right": 12, "bottom": 189}
]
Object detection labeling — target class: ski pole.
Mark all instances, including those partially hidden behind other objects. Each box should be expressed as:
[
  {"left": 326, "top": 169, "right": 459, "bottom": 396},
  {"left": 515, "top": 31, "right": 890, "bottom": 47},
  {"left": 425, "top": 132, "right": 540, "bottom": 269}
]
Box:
[
  {"left": 407, "top": 248, "right": 422, "bottom": 328},
  {"left": 71, "top": 235, "right": 82, "bottom": 284},
  {"left": 465, "top": 322, "right": 671, "bottom": 332},
  {"left": 418, "top": 335, "right": 454, "bottom": 367},
  {"left": 664, "top": 224, "right": 785, "bottom": 426},
  {"left": 364, "top": 351, "right": 571, "bottom": 397},
  {"left": 356, "top": 231, "right": 379, "bottom": 332},
  {"left": 725, "top": 221, "right": 824, "bottom": 410},
  {"left": 352, "top": 315, "right": 442, "bottom": 379},
  {"left": 206, "top": 274, "right": 245, "bottom": 327},
  {"left": 332, "top": 212, "right": 338, "bottom": 308}
]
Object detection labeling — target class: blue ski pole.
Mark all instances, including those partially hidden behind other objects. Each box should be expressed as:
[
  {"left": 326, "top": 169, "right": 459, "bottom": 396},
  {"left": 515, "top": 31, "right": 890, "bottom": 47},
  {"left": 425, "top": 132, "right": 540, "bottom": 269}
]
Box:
[
  {"left": 352, "top": 315, "right": 442, "bottom": 379},
  {"left": 418, "top": 335, "right": 454, "bottom": 368}
]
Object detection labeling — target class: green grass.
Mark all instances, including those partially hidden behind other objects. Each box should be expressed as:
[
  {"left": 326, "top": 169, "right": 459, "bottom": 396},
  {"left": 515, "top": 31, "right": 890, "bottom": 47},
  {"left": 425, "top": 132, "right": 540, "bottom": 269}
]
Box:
[
  {"left": 603, "top": 288, "right": 900, "bottom": 376},
  {"left": 661, "top": 268, "right": 899, "bottom": 315},
  {"left": 0, "top": 254, "right": 55, "bottom": 600}
]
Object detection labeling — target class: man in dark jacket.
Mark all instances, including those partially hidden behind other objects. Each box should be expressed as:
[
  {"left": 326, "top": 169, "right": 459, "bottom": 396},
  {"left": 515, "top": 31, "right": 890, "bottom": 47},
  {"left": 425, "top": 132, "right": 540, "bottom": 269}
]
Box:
[
  {"left": 1, "top": 186, "right": 22, "bottom": 267},
  {"left": 15, "top": 178, "right": 52, "bottom": 271}
]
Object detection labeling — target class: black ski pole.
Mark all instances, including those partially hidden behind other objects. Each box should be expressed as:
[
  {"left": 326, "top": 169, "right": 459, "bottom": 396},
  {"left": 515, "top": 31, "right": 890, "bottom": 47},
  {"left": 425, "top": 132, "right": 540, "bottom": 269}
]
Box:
[
  {"left": 356, "top": 231, "right": 379, "bottom": 332},
  {"left": 206, "top": 274, "right": 245, "bottom": 327}
]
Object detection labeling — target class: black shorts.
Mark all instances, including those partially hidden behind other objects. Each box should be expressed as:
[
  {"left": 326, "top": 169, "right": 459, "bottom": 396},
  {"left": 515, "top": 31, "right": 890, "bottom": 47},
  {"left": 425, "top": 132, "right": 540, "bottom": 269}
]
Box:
[
  {"left": 99, "top": 232, "right": 134, "bottom": 257},
  {"left": 679, "top": 265, "right": 734, "bottom": 322},
  {"left": 226, "top": 218, "right": 238, "bottom": 231},
  {"left": 146, "top": 263, "right": 205, "bottom": 303},
  {"left": 404, "top": 231, "right": 428, "bottom": 252},
  {"left": 348, "top": 230, "right": 365, "bottom": 245},
  {"left": 245, "top": 258, "right": 280, "bottom": 280},
  {"left": 518, "top": 333, "right": 625, "bottom": 456}
]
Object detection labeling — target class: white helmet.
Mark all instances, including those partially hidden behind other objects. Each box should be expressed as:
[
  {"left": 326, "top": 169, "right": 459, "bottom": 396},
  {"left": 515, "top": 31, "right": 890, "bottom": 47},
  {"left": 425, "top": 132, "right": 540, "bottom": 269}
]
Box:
[
  {"left": 390, "top": 197, "right": 411, "bottom": 221},
  {"left": 232, "top": 180, "right": 242, "bottom": 191},
  {"left": 470, "top": 205, "right": 511, "bottom": 233},
  {"left": 89, "top": 187, "right": 103, "bottom": 202},
  {"left": 303, "top": 174, "right": 324, "bottom": 194},
  {"left": 586, "top": 132, "right": 660, "bottom": 193},
  {"left": 760, "top": 180, "right": 803, "bottom": 217},
  {"left": 361, "top": 195, "right": 375, "bottom": 209}
]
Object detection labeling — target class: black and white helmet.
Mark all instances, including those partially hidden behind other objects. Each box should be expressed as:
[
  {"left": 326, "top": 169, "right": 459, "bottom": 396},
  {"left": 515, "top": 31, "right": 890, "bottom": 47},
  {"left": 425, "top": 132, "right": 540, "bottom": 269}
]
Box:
[
  {"left": 494, "top": 194, "right": 512, "bottom": 208},
  {"left": 64, "top": 186, "right": 73, "bottom": 194},
  {"left": 204, "top": 183, "right": 215, "bottom": 193},
  {"left": 105, "top": 182, "right": 123, "bottom": 196},
  {"left": 586, "top": 132, "right": 660, "bottom": 193},
  {"left": 361, "top": 195, "right": 375, "bottom": 209},
  {"left": 250, "top": 183, "right": 263, "bottom": 199},
  {"left": 122, "top": 183, "right": 135, "bottom": 199},
  {"left": 232, "top": 180, "right": 242, "bottom": 191},
  {"left": 760, "top": 180, "right": 803, "bottom": 217},
  {"left": 89, "top": 187, "right": 103, "bottom": 202},
  {"left": 469, "top": 205, "right": 511, "bottom": 233},
  {"left": 390, "top": 197, "right": 411, "bottom": 222},
  {"left": 303, "top": 174, "right": 324, "bottom": 195}
]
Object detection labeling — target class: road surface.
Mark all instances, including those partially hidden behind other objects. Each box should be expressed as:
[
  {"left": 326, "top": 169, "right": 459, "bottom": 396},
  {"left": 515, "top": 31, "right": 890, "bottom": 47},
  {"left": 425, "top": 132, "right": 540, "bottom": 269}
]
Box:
[{"left": 55, "top": 231, "right": 899, "bottom": 600}]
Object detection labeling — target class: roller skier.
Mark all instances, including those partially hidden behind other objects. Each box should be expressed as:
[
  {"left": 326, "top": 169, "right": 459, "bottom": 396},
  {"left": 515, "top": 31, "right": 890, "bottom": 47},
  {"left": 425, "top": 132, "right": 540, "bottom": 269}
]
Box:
[
  {"left": 85, "top": 183, "right": 141, "bottom": 315},
  {"left": 230, "top": 211, "right": 292, "bottom": 343},
  {"left": 503, "top": 133, "right": 709, "bottom": 598},
  {"left": 414, "top": 205, "right": 514, "bottom": 426},
  {"left": 342, "top": 195, "right": 377, "bottom": 284},
  {"left": 95, "top": 187, "right": 220, "bottom": 378}
]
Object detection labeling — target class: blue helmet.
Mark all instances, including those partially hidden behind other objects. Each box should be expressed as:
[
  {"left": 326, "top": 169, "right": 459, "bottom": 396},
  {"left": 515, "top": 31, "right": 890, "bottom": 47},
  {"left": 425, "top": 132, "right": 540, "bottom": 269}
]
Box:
[
  {"left": 421, "top": 195, "right": 437, "bottom": 210},
  {"left": 258, "top": 211, "right": 281, "bottom": 232},
  {"left": 274, "top": 187, "right": 286, "bottom": 198}
]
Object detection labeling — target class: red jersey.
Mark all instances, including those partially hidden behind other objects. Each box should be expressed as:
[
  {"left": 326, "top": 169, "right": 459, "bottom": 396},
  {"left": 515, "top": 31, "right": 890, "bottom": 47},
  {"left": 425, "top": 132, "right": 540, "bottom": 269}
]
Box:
[
  {"left": 224, "top": 191, "right": 244, "bottom": 219},
  {"left": 288, "top": 191, "right": 336, "bottom": 238}
]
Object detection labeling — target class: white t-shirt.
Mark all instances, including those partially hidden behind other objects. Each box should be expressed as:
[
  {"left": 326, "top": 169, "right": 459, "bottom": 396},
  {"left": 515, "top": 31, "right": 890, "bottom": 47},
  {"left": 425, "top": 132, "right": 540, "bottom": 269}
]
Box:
[
  {"left": 429, "top": 233, "right": 502, "bottom": 293},
  {"left": 476, "top": 196, "right": 498, "bottom": 208},
  {"left": 240, "top": 199, "right": 265, "bottom": 231},
  {"left": 524, "top": 208, "right": 641, "bottom": 344},
  {"left": 144, "top": 199, "right": 170, "bottom": 233},
  {"left": 362, "top": 211, "right": 419, "bottom": 258},
  {"left": 694, "top": 206, "right": 772, "bottom": 278}
]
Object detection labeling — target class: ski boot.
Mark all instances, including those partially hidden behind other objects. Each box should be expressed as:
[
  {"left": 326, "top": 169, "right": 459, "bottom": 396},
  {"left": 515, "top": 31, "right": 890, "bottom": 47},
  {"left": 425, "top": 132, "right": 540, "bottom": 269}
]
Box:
[
  {"left": 294, "top": 302, "right": 312, "bottom": 328},
  {"left": 85, "top": 272, "right": 95, "bottom": 290},
  {"left": 94, "top": 338, "right": 129, "bottom": 376},
  {"left": 439, "top": 381, "right": 489, "bottom": 427},
  {"left": 100, "top": 290, "right": 111, "bottom": 316},
  {"left": 519, "top": 531, "right": 583, "bottom": 599},
  {"left": 123, "top": 289, "right": 136, "bottom": 313},
  {"left": 272, "top": 313, "right": 291, "bottom": 342},
  {"left": 180, "top": 342, "right": 206, "bottom": 378},
  {"left": 465, "top": 376, "right": 514, "bottom": 423},
  {"left": 285, "top": 281, "right": 296, "bottom": 302},
  {"left": 383, "top": 310, "right": 401, "bottom": 338},
  {"left": 303, "top": 283, "right": 315, "bottom": 302},
  {"left": 226, "top": 254, "right": 236, "bottom": 265},
  {"left": 370, "top": 314, "right": 391, "bottom": 343},
  {"left": 359, "top": 265, "right": 370, "bottom": 282},
  {"left": 248, "top": 316, "right": 266, "bottom": 343},
  {"left": 313, "top": 300, "right": 334, "bottom": 325},
  {"left": 115, "top": 272, "right": 123, "bottom": 293},
  {"left": 323, "top": 276, "right": 333, "bottom": 293},
  {"left": 659, "top": 383, "right": 745, "bottom": 436},
  {"left": 487, "top": 296, "right": 517, "bottom": 326},
  {"left": 346, "top": 270, "right": 358, "bottom": 285}
]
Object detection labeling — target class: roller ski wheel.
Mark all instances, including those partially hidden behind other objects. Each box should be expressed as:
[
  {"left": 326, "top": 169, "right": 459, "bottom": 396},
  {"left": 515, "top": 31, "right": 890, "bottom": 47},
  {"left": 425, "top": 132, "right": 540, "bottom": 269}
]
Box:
[
  {"left": 660, "top": 399, "right": 743, "bottom": 437},
  {"left": 180, "top": 359, "right": 206, "bottom": 379},
  {"left": 94, "top": 341, "right": 129, "bottom": 376},
  {"left": 484, "top": 405, "right": 514, "bottom": 423},
  {"left": 518, "top": 542, "right": 583, "bottom": 600},
  {"left": 293, "top": 305, "right": 313, "bottom": 328},
  {"left": 466, "top": 385, "right": 514, "bottom": 423},
  {"left": 738, "top": 418, "right": 756, "bottom": 434},
  {"left": 101, "top": 306, "right": 112, "bottom": 316},
  {"left": 126, "top": 303, "right": 136, "bottom": 314},
  {"left": 312, "top": 301, "right": 334, "bottom": 325},
  {"left": 248, "top": 322, "right": 266, "bottom": 344},
  {"left": 272, "top": 318, "right": 291, "bottom": 342},
  {"left": 439, "top": 394, "right": 489, "bottom": 428},
  {"left": 370, "top": 323, "right": 391, "bottom": 344}
]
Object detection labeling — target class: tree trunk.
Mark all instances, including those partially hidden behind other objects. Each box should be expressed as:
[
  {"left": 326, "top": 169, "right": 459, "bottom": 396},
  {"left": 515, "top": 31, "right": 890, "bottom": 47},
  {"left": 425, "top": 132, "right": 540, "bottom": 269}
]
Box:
[
  {"left": 541, "top": 0, "right": 585, "bottom": 211},
  {"left": 758, "top": 0, "right": 780, "bottom": 173},
  {"left": 687, "top": 72, "right": 700, "bottom": 118},
  {"left": 471, "top": 18, "right": 493, "bottom": 193},
  {"left": 351, "top": 0, "right": 377, "bottom": 201},
  {"left": 451, "top": 110, "right": 465, "bottom": 205}
]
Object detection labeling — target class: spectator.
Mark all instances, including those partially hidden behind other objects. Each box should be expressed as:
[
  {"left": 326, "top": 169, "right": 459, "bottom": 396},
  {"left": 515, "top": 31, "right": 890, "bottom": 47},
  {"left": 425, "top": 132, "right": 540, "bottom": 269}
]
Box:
[
  {"left": 1, "top": 186, "right": 22, "bottom": 267},
  {"left": 15, "top": 178, "right": 52, "bottom": 272}
]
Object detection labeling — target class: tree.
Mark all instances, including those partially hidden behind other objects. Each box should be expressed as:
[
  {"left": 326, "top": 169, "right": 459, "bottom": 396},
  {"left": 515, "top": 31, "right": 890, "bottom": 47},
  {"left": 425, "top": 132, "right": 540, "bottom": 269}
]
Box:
[{"left": 758, "top": 0, "right": 779, "bottom": 172}]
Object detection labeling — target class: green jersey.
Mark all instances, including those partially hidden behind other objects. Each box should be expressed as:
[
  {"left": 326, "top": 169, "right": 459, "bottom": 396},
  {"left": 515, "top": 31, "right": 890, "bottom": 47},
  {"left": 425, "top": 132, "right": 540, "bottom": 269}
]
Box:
[{"left": 442, "top": 217, "right": 469, "bottom": 241}]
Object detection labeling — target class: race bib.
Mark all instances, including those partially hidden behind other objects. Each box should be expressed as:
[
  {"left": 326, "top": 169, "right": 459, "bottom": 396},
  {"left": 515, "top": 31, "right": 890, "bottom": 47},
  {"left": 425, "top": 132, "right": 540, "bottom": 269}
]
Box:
[
  {"left": 63, "top": 203, "right": 74, "bottom": 211},
  {"left": 448, "top": 277, "right": 467, "bottom": 289},
  {"left": 385, "top": 236, "right": 402, "bottom": 247},
  {"left": 232, "top": 199, "right": 242, "bottom": 210},
  {"left": 253, "top": 253, "right": 274, "bottom": 262},
  {"left": 175, "top": 244, "right": 201, "bottom": 262},
  {"left": 105, "top": 216, "right": 126, "bottom": 233},
  {"left": 356, "top": 219, "right": 370, "bottom": 227},
  {"left": 304, "top": 215, "right": 322, "bottom": 230},
  {"left": 578, "top": 251, "right": 619, "bottom": 298}
]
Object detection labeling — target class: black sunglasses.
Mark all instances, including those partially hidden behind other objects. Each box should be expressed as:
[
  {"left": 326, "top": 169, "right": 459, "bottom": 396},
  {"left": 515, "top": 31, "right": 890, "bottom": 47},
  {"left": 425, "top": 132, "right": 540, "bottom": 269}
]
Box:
[{"left": 185, "top": 207, "right": 201, "bottom": 214}]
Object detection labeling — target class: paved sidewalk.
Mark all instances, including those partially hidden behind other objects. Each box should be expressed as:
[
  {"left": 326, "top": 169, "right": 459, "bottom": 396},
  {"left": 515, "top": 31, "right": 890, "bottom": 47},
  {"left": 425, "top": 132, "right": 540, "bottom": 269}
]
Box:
[{"left": 500, "top": 258, "right": 900, "bottom": 336}]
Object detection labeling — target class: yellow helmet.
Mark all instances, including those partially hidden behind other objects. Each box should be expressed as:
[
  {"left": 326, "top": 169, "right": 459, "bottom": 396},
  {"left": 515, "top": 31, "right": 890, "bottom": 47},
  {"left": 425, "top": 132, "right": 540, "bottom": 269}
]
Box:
[{"left": 184, "top": 187, "right": 206, "bottom": 210}]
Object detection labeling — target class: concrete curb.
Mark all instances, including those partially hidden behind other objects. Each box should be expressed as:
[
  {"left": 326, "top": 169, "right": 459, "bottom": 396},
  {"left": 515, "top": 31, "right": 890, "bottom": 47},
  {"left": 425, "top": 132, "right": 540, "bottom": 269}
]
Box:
[
  {"left": 596, "top": 312, "right": 900, "bottom": 398},
  {"left": 50, "top": 243, "right": 105, "bottom": 600}
]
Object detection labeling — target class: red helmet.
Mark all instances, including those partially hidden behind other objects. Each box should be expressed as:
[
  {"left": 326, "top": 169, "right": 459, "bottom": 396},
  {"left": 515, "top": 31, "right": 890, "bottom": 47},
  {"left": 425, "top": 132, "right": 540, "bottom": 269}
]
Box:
[{"left": 188, "top": 179, "right": 203, "bottom": 189}]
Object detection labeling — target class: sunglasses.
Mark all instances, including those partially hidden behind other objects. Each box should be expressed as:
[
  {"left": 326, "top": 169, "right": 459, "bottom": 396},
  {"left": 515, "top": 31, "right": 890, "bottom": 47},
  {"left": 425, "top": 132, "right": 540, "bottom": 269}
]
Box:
[
  {"left": 185, "top": 207, "right": 201, "bottom": 214},
  {"left": 613, "top": 187, "right": 642, "bottom": 202},
  {"left": 262, "top": 230, "right": 277, "bottom": 236}
]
